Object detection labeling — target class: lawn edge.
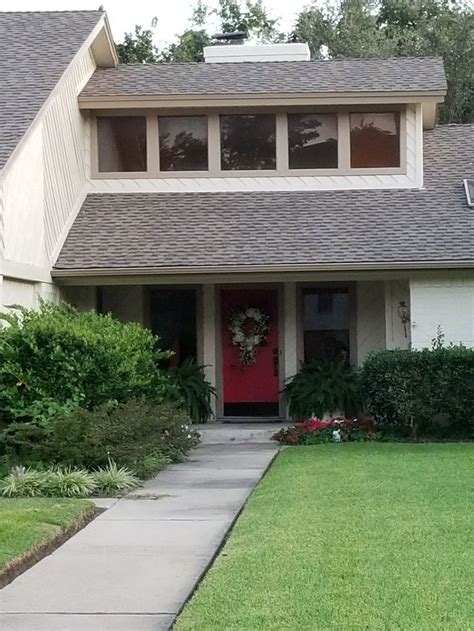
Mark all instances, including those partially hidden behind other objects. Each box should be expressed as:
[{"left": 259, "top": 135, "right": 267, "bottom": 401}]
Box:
[
  {"left": 0, "top": 501, "right": 100, "bottom": 590},
  {"left": 171, "top": 446, "right": 281, "bottom": 630}
]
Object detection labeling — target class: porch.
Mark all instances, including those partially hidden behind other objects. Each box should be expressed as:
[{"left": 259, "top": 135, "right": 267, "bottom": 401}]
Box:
[{"left": 62, "top": 276, "right": 411, "bottom": 421}]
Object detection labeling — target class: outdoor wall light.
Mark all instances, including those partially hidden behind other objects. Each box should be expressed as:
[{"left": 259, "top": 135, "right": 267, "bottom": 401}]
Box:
[{"left": 397, "top": 301, "right": 410, "bottom": 337}]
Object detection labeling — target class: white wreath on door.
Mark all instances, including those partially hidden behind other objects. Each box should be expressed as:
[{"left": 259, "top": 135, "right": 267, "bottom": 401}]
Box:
[{"left": 228, "top": 306, "right": 271, "bottom": 366}]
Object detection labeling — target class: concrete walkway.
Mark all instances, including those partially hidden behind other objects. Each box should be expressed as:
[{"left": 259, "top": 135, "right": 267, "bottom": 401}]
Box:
[{"left": 0, "top": 427, "right": 280, "bottom": 630}]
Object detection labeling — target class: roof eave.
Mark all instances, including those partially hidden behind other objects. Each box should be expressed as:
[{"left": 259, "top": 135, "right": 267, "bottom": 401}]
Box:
[
  {"left": 78, "top": 90, "right": 446, "bottom": 109},
  {"left": 52, "top": 259, "right": 474, "bottom": 281}
]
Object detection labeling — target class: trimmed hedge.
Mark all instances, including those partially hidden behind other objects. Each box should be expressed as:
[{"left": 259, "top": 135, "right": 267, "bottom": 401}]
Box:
[
  {"left": 360, "top": 346, "right": 474, "bottom": 438},
  {"left": 0, "top": 303, "right": 171, "bottom": 423}
]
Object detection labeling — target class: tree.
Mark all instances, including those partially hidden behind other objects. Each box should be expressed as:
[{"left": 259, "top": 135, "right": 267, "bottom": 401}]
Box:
[
  {"left": 117, "top": 1, "right": 282, "bottom": 64},
  {"left": 116, "top": 25, "right": 159, "bottom": 63},
  {"left": 292, "top": 0, "right": 474, "bottom": 123}
]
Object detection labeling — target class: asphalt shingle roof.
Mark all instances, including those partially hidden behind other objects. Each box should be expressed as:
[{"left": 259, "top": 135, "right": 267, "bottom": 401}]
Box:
[
  {"left": 80, "top": 57, "right": 446, "bottom": 99},
  {"left": 54, "top": 125, "right": 474, "bottom": 272},
  {"left": 0, "top": 10, "right": 103, "bottom": 169}
]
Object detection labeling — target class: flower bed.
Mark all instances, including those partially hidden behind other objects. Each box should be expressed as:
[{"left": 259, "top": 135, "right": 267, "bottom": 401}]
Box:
[{"left": 272, "top": 417, "right": 379, "bottom": 445}]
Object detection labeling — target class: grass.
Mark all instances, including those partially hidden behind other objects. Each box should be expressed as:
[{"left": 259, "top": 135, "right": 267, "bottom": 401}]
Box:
[
  {"left": 0, "top": 498, "right": 95, "bottom": 574},
  {"left": 175, "top": 443, "right": 473, "bottom": 630}
]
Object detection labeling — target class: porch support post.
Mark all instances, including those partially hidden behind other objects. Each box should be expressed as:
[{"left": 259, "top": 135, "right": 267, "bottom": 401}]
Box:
[
  {"left": 202, "top": 284, "right": 217, "bottom": 419},
  {"left": 283, "top": 282, "right": 298, "bottom": 383}
]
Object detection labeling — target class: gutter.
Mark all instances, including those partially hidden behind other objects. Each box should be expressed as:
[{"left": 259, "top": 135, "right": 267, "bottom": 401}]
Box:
[{"left": 51, "top": 260, "right": 474, "bottom": 279}]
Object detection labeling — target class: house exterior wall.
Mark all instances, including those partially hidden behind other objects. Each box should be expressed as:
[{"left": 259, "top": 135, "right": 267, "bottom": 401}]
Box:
[
  {"left": 410, "top": 276, "right": 474, "bottom": 349},
  {"left": 101, "top": 286, "right": 145, "bottom": 324},
  {"left": 385, "top": 280, "right": 411, "bottom": 350},
  {"left": 89, "top": 104, "right": 422, "bottom": 193},
  {"left": 0, "top": 45, "right": 96, "bottom": 310},
  {"left": 356, "top": 281, "right": 386, "bottom": 365}
]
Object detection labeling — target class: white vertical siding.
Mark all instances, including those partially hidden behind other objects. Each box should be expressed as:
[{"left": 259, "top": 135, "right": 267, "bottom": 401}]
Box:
[
  {"left": 356, "top": 281, "right": 386, "bottom": 365},
  {"left": 43, "top": 50, "right": 95, "bottom": 258},
  {"left": 0, "top": 47, "right": 95, "bottom": 272},
  {"left": 2, "top": 124, "right": 47, "bottom": 268},
  {"left": 410, "top": 277, "right": 474, "bottom": 349}
]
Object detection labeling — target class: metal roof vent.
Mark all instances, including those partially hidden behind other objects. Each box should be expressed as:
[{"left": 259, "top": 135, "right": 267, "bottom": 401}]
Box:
[
  {"left": 212, "top": 31, "right": 249, "bottom": 45},
  {"left": 464, "top": 179, "right": 474, "bottom": 207}
]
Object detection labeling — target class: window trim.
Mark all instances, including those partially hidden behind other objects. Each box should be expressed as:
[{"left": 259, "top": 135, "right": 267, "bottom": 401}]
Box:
[{"left": 91, "top": 105, "right": 407, "bottom": 179}]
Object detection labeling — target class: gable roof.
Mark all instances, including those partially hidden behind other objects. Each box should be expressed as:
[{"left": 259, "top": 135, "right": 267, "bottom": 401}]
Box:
[
  {"left": 0, "top": 10, "right": 103, "bottom": 170},
  {"left": 80, "top": 57, "right": 446, "bottom": 100},
  {"left": 54, "top": 125, "right": 474, "bottom": 274}
]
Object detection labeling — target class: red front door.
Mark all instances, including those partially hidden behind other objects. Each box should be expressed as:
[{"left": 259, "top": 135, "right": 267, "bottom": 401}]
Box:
[{"left": 221, "top": 289, "right": 279, "bottom": 417}]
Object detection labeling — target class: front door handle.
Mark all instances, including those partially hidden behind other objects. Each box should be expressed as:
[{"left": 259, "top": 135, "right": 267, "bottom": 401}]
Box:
[{"left": 273, "top": 348, "right": 279, "bottom": 376}]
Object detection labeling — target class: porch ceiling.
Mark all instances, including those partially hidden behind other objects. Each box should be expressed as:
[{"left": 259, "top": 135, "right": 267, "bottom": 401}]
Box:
[{"left": 54, "top": 125, "right": 474, "bottom": 274}]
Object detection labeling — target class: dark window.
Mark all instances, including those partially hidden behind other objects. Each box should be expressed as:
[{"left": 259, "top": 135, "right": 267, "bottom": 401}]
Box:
[
  {"left": 149, "top": 289, "right": 197, "bottom": 367},
  {"left": 159, "top": 116, "right": 208, "bottom": 171},
  {"left": 220, "top": 114, "right": 276, "bottom": 170},
  {"left": 97, "top": 116, "right": 147, "bottom": 172},
  {"left": 303, "top": 289, "right": 350, "bottom": 364},
  {"left": 350, "top": 112, "right": 400, "bottom": 168},
  {"left": 288, "top": 113, "right": 338, "bottom": 169}
]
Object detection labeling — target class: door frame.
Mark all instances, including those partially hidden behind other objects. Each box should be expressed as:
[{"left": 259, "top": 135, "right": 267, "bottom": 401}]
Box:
[{"left": 215, "top": 283, "right": 285, "bottom": 419}]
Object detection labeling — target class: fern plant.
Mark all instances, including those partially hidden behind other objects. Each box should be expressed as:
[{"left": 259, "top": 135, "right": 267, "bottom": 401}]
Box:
[
  {"left": 283, "top": 360, "right": 361, "bottom": 420},
  {"left": 167, "top": 358, "right": 216, "bottom": 423}
]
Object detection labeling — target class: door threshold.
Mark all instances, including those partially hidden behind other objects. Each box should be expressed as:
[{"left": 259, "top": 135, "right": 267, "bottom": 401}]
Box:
[{"left": 218, "top": 416, "right": 286, "bottom": 424}]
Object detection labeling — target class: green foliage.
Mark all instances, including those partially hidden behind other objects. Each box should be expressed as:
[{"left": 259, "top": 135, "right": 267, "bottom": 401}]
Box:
[
  {"left": 118, "top": 0, "right": 282, "bottom": 64},
  {"left": 283, "top": 360, "right": 361, "bottom": 420},
  {"left": 0, "top": 302, "right": 170, "bottom": 423},
  {"left": 116, "top": 24, "right": 159, "bottom": 63},
  {"left": 43, "top": 468, "right": 97, "bottom": 498},
  {"left": 92, "top": 461, "right": 140, "bottom": 496},
  {"left": 0, "top": 466, "right": 46, "bottom": 497},
  {"left": 360, "top": 344, "right": 474, "bottom": 437},
  {"left": 167, "top": 358, "right": 216, "bottom": 423},
  {"left": 292, "top": 0, "right": 474, "bottom": 124},
  {"left": 0, "top": 400, "right": 200, "bottom": 479}
]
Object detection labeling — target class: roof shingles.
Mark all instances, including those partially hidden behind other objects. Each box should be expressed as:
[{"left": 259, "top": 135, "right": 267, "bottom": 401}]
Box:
[
  {"left": 80, "top": 57, "right": 446, "bottom": 98},
  {"left": 54, "top": 125, "right": 474, "bottom": 272},
  {"left": 0, "top": 10, "right": 102, "bottom": 169}
]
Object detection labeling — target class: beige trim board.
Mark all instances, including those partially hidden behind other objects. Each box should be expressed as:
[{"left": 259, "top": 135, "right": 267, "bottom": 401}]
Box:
[
  {"left": 52, "top": 264, "right": 474, "bottom": 287},
  {"left": 79, "top": 91, "right": 445, "bottom": 110},
  {"left": 0, "top": 260, "right": 52, "bottom": 283}
]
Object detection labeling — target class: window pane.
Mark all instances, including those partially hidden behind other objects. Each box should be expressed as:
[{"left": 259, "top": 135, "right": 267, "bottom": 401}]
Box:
[
  {"left": 159, "top": 116, "right": 208, "bottom": 171},
  {"left": 220, "top": 114, "right": 276, "bottom": 170},
  {"left": 97, "top": 116, "right": 147, "bottom": 172},
  {"left": 350, "top": 112, "right": 400, "bottom": 168},
  {"left": 303, "top": 289, "right": 350, "bottom": 363},
  {"left": 288, "top": 114, "right": 338, "bottom": 169}
]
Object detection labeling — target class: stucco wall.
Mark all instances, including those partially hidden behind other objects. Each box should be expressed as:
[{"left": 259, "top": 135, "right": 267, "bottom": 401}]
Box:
[
  {"left": 356, "top": 281, "right": 386, "bottom": 365},
  {"left": 385, "top": 280, "right": 410, "bottom": 350},
  {"left": 101, "top": 286, "right": 145, "bottom": 324},
  {"left": 410, "top": 277, "right": 474, "bottom": 349}
]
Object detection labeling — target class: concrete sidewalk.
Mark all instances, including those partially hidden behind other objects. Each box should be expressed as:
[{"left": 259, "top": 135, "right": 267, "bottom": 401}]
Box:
[{"left": 0, "top": 435, "right": 279, "bottom": 631}]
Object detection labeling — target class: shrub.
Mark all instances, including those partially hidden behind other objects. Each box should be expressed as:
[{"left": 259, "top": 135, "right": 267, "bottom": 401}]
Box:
[
  {"left": 92, "top": 461, "right": 140, "bottom": 496},
  {"left": 360, "top": 345, "right": 474, "bottom": 438},
  {"left": 0, "top": 302, "right": 170, "bottom": 423},
  {"left": 283, "top": 360, "right": 361, "bottom": 420},
  {"left": 167, "top": 358, "right": 216, "bottom": 423},
  {"left": 0, "top": 399, "right": 200, "bottom": 479},
  {"left": 0, "top": 466, "right": 47, "bottom": 497},
  {"left": 272, "top": 417, "right": 378, "bottom": 446},
  {"left": 44, "top": 468, "right": 98, "bottom": 498}
]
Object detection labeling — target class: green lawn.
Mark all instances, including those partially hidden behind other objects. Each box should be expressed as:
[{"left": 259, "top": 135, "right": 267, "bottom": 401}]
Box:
[
  {"left": 176, "top": 443, "right": 473, "bottom": 631},
  {"left": 0, "top": 498, "right": 95, "bottom": 572}
]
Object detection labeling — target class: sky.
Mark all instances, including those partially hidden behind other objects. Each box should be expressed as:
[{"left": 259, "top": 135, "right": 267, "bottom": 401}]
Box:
[{"left": 0, "top": 0, "right": 312, "bottom": 47}]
